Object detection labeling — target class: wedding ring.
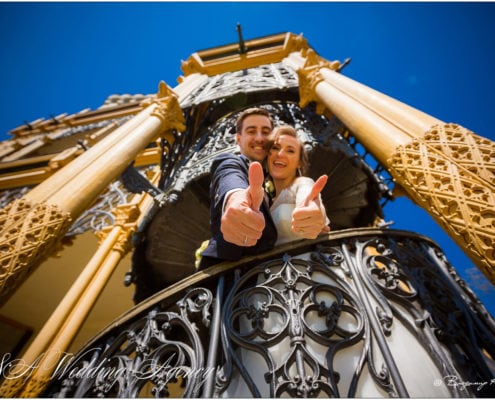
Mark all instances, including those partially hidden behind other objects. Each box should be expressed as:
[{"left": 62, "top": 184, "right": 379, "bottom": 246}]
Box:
[
  {"left": 243, "top": 236, "right": 248, "bottom": 245},
  {"left": 299, "top": 228, "right": 305, "bottom": 234}
]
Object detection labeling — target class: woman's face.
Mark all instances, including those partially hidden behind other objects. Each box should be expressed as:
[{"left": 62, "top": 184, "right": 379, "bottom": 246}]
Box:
[{"left": 267, "top": 134, "right": 301, "bottom": 181}]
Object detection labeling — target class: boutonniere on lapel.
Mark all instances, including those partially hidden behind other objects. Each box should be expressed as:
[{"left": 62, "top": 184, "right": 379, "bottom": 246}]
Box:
[{"left": 264, "top": 179, "right": 275, "bottom": 201}]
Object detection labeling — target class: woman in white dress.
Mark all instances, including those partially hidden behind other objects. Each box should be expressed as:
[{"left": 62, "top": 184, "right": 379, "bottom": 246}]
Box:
[
  {"left": 223, "top": 126, "right": 331, "bottom": 397},
  {"left": 264, "top": 125, "right": 329, "bottom": 245}
]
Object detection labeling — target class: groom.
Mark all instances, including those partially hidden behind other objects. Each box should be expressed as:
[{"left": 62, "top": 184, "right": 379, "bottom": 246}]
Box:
[{"left": 199, "top": 107, "right": 327, "bottom": 268}]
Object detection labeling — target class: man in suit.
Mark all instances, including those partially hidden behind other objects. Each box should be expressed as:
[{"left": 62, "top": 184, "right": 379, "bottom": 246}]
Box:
[{"left": 199, "top": 107, "right": 327, "bottom": 268}]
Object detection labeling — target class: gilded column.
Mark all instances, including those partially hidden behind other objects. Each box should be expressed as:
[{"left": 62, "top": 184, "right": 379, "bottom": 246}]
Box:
[
  {"left": 0, "top": 174, "right": 157, "bottom": 398},
  {"left": 292, "top": 50, "right": 495, "bottom": 284},
  {"left": 387, "top": 125, "right": 495, "bottom": 283},
  {"left": 294, "top": 51, "right": 411, "bottom": 165},
  {"left": 0, "top": 81, "right": 185, "bottom": 306}
]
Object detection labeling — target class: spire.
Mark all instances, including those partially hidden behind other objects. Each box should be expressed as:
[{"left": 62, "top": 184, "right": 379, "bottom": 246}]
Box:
[{"left": 236, "top": 23, "right": 247, "bottom": 54}]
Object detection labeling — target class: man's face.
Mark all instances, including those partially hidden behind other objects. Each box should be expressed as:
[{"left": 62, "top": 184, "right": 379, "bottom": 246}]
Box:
[{"left": 236, "top": 114, "right": 272, "bottom": 162}]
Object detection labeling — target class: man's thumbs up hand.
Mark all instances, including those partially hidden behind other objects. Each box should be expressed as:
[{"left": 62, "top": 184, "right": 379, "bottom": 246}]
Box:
[
  {"left": 247, "top": 161, "right": 265, "bottom": 211},
  {"left": 221, "top": 162, "right": 266, "bottom": 247}
]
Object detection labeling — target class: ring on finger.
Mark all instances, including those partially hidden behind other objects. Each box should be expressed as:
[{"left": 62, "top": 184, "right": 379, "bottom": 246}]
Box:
[{"left": 243, "top": 235, "right": 248, "bottom": 245}]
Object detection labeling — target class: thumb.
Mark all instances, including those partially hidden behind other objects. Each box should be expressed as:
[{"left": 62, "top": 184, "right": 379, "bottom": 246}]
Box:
[
  {"left": 247, "top": 161, "right": 265, "bottom": 211},
  {"left": 302, "top": 175, "right": 328, "bottom": 207}
]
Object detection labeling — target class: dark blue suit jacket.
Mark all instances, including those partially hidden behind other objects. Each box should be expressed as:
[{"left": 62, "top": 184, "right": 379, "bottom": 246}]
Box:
[{"left": 200, "top": 152, "right": 277, "bottom": 267}]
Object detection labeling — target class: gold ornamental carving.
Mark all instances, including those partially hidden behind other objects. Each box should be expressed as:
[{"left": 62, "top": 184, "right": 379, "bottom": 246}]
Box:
[
  {"left": 388, "top": 123, "right": 495, "bottom": 283},
  {"left": 297, "top": 50, "right": 341, "bottom": 117},
  {"left": 0, "top": 198, "right": 72, "bottom": 305},
  {"left": 111, "top": 229, "right": 135, "bottom": 255},
  {"left": 284, "top": 33, "right": 309, "bottom": 54},
  {"left": 143, "top": 81, "right": 186, "bottom": 134},
  {"left": 303, "top": 49, "right": 341, "bottom": 72},
  {"left": 180, "top": 57, "right": 204, "bottom": 77},
  {"left": 0, "top": 203, "right": 142, "bottom": 399},
  {"left": 17, "top": 376, "right": 49, "bottom": 399},
  {"left": 297, "top": 67, "right": 327, "bottom": 115},
  {"left": 112, "top": 203, "right": 140, "bottom": 227},
  {"left": 95, "top": 203, "right": 140, "bottom": 254},
  {"left": 0, "top": 377, "right": 25, "bottom": 399}
]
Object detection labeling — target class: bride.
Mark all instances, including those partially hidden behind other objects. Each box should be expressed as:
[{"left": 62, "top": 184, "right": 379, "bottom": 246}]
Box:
[
  {"left": 223, "top": 126, "right": 331, "bottom": 397},
  {"left": 264, "top": 125, "right": 329, "bottom": 245}
]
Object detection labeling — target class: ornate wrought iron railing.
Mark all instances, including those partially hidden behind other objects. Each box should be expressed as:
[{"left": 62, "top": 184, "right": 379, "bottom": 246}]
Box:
[{"left": 44, "top": 228, "right": 495, "bottom": 398}]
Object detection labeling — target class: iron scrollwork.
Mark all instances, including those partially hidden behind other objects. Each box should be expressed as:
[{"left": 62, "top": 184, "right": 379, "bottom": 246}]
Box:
[
  {"left": 44, "top": 232, "right": 495, "bottom": 398},
  {"left": 48, "top": 288, "right": 212, "bottom": 398},
  {"left": 351, "top": 236, "right": 495, "bottom": 397},
  {"left": 65, "top": 180, "right": 134, "bottom": 237},
  {"left": 217, "top": 252, "right": 366, "bottom": 398}
]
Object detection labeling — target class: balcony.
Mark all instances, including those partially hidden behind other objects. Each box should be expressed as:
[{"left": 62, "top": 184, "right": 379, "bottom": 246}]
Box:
[{"left": 44, "top": 228, "right": 495, "bottom": 398}]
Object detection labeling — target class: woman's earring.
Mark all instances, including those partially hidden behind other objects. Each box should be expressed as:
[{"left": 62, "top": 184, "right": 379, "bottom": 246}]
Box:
[{"left": 297, "top": 168, "right": 302, "bottom": 176}]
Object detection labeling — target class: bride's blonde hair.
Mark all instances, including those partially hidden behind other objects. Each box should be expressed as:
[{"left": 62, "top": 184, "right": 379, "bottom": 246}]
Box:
[{"left": 267, "top": 125, "right": 309, "bottom": 175}]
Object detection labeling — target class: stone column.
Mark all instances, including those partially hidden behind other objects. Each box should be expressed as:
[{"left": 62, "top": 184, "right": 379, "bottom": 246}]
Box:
[
  {"left": 290, "top": 50, "right": 495, "bottom": 284},
  {"left": 0, "top": 196, "right": 151, "bottom": 398},
  {"left": 0, "top": 82, "right": 185, "bottom": 306}
]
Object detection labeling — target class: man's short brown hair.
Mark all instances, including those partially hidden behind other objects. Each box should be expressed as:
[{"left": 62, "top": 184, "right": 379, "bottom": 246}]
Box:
[{"left": 235, "top": 107, "right": 273, "bottom": 134}]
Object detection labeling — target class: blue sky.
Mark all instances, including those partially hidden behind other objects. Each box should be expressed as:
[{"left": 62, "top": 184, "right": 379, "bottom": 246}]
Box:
[{"left": 0, "top": 2, "right": 494, "bottom": 315}]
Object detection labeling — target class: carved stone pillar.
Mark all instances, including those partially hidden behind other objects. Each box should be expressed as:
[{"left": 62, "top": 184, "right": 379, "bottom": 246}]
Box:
[
  {"left": 0, "top": 197, "right": 147, "bottom": 398},
  {"left": 24, "top": 81, "right": 185, "bottom": 216},
  {"left": 388, "top": 124, "right": 495, "bottom": 283},
  {"left": 293, "top": 50, "right": 495, "bottom": 284},
  {"left": 0, "top": 82, "right": 185, "bottom": 306},
  {"left": 0, "top": 199, "right": 72, "bottom": 305},
  {"left": 296, "top": 57, "right": 410, "bottom": 168}
]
